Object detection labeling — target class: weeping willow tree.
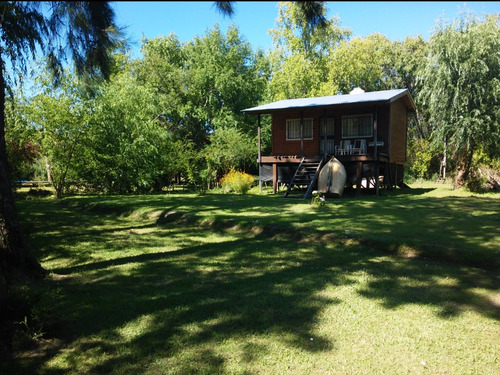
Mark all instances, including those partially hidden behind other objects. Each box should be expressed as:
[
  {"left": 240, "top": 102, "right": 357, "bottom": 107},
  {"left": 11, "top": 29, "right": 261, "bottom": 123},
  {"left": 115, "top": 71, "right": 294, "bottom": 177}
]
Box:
[{"left": 419, "top": 12, "right": 500, "bottom": 187}]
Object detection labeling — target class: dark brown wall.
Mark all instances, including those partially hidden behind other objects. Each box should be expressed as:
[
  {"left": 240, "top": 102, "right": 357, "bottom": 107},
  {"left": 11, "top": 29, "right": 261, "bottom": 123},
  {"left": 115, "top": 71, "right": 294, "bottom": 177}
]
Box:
[
  {"left": 272, "top": 110, "right": 323, "bottom": 156},
  {"left": 270, "top": 103, "right": 397, "bottom": 157},
  {"left": 389, "top": 99, "right": 408, "bottom": 164}
]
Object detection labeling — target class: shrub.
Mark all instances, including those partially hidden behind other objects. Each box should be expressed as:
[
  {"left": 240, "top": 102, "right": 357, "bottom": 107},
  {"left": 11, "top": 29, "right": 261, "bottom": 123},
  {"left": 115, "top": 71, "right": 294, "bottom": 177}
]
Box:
[
  {"left": 406, "top": 138, "right": 438, "bottom": 180},
  {"left": 466, "top": 166, "right": 500, "bottom": 192},
  {"left": 311, "top": 191, "right": 326, "bottom": 208},
  {"left": 220, "top": 170, "right": 254, "bottom": 194}
]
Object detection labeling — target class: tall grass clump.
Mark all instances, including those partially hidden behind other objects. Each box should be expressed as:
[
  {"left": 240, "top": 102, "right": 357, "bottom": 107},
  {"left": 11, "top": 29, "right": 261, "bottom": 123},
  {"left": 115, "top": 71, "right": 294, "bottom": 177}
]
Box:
[{"left": 220, "top": 170, "right": 254, "bottom": 194}]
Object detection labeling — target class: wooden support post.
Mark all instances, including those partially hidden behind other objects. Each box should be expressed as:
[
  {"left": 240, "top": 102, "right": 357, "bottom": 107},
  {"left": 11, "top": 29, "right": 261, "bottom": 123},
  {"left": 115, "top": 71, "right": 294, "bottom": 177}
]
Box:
[
  {"left": 272, "top": 163, "right": 277, "bottom": 194},
  {"left": 300, "top": 111, "right": 304, "bottom": 157},
  {"left": 373, "top": 106, "right": 378, "bottom": 160},
  {"left": 394, "top": 163, "right": 398, "bottom": 189},
  {"left": 373, "top": 106, "right": 380, "bottom": 196},
  {"left": 386, "top": 162, "right": 393, "bottom": 190},
  {"left": 356, "top": 161, "right": 362, "bottom": 196},
  {"left": 323, "top": 110, "right": 327, "bottom": 160},
  {"left": 258, "top": 114, "right": 262, "bottom": 192}
]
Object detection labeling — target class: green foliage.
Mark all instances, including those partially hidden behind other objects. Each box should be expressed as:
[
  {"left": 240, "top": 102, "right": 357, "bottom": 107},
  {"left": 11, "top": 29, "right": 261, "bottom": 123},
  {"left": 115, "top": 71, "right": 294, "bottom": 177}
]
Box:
[
  {"left": 465, "top": 170, "right": 489, "bottom": 193},
  {"left": 136, "top": 28, "right": 268, "bottom": 189},
  {"left": 419, "top": 12, "right": 500, "bottom": 186},
  {"left": 267, "top": 1, "right": 351, "bottom": 100},
  {"left": 18, "top": 71, "right": 92, "bottom": 198},
  {"left": 7, "top": 24, "right": 266, "bottom": 195},
  {"left": 7, "top": 3, "right": 498, "bottom": 200},
  {"left": 310, "top": 191, "right": 326, "bottom": 208},
  {"left": 204, "top": 127, "right": 257, "bottom": 179},
  {"left": 464, "top": 148, "right": 500, "bottom": 192},
  {"left": 80, "top": 69, "right": 193, "bottom": 193},
  {"left": 267, "top": 51, "right": 330, "bottom": 99},
  {"left": 270, "top": 2, "right": 350, "bottom": 59},
  {"left": 137, "top": 25, "right": 267, "bottom": 147},
  {"left": 220, "top": 169, "right": 255, "bottom": 194},
  {"left": 184, "top": 25, "right": 268, "bottom": 135},
  {"left": 321, "top": 33, "right": 396, "bottom": 95},
  {"left": 5, "top": 139, "right": 41, "bottom": 181},
  {"left": 4, "top": 93, "right": 43, "bottom": 181},
  {"left": 405, "top": 138, "right": 438, "bottom": 180},
  {"left": 391, "top": 36, "right": 428, "bottom": 97}
]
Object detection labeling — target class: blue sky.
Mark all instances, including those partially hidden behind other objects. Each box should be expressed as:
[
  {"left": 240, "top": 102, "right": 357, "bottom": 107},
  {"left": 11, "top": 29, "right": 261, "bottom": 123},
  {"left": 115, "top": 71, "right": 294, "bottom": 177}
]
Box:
[{"left": 112, "top": 1, "right": 499, "bottom": 59}]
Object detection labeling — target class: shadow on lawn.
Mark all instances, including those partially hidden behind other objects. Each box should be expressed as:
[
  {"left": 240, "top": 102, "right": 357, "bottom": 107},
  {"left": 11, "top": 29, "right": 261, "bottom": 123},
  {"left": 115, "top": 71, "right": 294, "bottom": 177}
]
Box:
[
  {"left": 14, "top": 236, "right": 346, "bottom": 374},
  {"left": 16, "top": 240, "right": 499, "bottom": 374},
  {"left": 8, "top": 192, "right": 500, "bottom": 374}
]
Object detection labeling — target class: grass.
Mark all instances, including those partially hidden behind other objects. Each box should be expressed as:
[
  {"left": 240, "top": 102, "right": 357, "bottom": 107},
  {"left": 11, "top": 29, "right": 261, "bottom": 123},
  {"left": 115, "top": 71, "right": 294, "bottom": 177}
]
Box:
[{"left": 2, "top": 181, "right": 499, "bottom": 374}]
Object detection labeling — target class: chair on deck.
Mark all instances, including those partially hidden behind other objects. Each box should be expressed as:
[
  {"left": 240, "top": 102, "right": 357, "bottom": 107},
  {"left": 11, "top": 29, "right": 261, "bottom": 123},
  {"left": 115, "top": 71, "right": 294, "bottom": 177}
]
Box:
[
  {"left": 352, "top": 139, "right": 367, "bottom": 155},
  {"left": 336, "top": 140, "right": 352, "bottom": 155}
]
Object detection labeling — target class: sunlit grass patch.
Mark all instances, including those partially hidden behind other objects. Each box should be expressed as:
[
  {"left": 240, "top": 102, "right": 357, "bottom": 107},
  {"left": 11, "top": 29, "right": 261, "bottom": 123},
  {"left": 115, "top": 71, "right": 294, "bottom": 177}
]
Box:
[{"left": 4, "top": 182, "right": 499, "bottom": 374}]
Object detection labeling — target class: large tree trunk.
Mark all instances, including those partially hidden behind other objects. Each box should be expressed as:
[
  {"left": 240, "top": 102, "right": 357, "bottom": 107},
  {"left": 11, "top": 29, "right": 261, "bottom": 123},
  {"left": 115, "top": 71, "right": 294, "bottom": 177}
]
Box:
[
  {"left": 454, "top": 145, "right": 474, "bottom": 189},
  {"left": 0, "top": 58, "right": 46, "bottom": 309}
]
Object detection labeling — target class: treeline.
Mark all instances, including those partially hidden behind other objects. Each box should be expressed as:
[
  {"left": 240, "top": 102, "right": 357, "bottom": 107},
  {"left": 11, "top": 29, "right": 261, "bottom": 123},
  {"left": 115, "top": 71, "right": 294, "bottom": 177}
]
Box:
[{"left": 5, "top": 3, "right": 500, "bottom": 196}]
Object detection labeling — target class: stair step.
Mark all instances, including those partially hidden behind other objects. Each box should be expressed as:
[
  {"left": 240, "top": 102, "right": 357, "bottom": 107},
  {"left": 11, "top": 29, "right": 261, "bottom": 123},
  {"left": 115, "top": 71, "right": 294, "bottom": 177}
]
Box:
[{"left": 284, "top": 157, "right": 324, "bottom": 199}]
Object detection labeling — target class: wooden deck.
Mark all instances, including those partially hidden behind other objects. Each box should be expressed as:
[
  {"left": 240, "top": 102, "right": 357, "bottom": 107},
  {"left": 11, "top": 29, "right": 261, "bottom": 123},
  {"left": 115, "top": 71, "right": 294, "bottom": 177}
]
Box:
[{"left": 259, "top": 153, "right": 400, "bottom": 196}]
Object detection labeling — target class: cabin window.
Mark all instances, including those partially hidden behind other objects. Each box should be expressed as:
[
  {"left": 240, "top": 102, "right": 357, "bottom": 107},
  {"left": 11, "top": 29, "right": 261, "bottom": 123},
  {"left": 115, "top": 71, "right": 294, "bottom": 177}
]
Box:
[
  {"left": 342, "top": 114, "right": 373, "bottom": 138},
  {"left": 286, "top": 118, "right": 313, "bottom": 140}
]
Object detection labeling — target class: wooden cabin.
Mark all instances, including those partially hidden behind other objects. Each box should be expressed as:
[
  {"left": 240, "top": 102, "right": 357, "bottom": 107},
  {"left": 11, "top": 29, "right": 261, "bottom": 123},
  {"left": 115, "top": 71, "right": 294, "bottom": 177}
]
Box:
[{"left": 242, "top": 88, "right": 417, "bottom": 197}]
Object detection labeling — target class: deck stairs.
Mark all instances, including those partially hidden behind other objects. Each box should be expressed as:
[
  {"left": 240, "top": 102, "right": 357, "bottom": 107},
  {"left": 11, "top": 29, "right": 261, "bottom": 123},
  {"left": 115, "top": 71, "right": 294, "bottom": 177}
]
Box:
[{"left": 283, "top": 157, "right": 324, "bottom": 199}]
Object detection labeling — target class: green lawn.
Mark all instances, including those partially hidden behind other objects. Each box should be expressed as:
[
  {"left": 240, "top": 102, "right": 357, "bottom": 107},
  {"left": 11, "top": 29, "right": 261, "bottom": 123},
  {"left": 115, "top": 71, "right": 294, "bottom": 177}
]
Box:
[{"left": 3, "top": 182, "right": 499, "bottom": 374}]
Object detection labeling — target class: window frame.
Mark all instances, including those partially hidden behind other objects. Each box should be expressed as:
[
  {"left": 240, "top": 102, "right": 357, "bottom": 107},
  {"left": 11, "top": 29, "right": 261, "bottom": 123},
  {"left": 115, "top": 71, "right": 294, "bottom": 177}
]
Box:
[
  {"left": 341, "top": 114, "right": 373, "bottom": 139},
  {"left": 286, "top": 118, "right": 314, "bottom": 141}
]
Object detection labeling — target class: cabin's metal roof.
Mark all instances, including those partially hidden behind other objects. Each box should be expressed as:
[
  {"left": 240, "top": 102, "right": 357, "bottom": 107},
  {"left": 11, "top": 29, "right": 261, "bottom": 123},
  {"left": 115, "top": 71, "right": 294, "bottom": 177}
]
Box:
[{"left": 242, "top": 88, "right": 415, "bottom": 114}]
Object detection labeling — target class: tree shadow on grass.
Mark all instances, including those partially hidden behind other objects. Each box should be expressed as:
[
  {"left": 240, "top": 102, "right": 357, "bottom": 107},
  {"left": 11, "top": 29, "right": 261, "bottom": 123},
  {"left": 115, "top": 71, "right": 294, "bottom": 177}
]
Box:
[
  {"left": 10, "top": 232, "right": 498, "bottom": 374},
  {"left": 354, "top": 253, "right": 500, "bottom": 320},
  {"left": 8, "top": 192, "right": 500, "bottom": 374},
  {"left": 23, "top": 236, "right": 343, "bottom": 374}
]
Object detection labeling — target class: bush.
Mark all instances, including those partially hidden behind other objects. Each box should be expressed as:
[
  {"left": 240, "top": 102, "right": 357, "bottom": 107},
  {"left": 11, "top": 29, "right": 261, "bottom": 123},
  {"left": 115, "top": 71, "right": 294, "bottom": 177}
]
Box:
[
  {"left": 406, "top": 138, "right": 439, "bottom": 180},
  {"left": 220, "top": 170, "right": 254, "bottom": 194},
  {"left": 466, "top": 166, "right": 500, "bottom": 192}
]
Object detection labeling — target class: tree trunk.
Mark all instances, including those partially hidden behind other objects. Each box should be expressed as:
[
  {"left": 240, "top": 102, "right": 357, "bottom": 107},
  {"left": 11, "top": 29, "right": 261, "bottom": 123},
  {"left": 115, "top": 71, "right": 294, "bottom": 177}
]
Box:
[
  {"left": 45, "top": 156, "right": 52, "bottom": 184},
  {"left": 0, "top": 57, "right": 46, "bottom": 309},
  {"left": 454, "top": 145, "right": 474, "bottom": 188}
]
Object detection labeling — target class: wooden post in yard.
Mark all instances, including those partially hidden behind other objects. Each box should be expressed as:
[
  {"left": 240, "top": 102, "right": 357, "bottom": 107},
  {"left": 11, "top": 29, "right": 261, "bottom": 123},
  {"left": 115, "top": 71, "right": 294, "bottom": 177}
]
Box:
[
  {"left": 300, "top": 111, "right": 304, "bottom": 157},
  {"left": 272, "top": 163, "right": 278, "bottom": 194},
  {"left": 323, "top": 110, "right": 327, "bottom": 160},
  {"left": 258, "top": 114, "right": 262, "bottom": 192},
  {"left": 356, "top": 161, "right": 362, "bottom": 196},
  {"left": 373, "top": 106, "right": 380, "bottom": 196}
]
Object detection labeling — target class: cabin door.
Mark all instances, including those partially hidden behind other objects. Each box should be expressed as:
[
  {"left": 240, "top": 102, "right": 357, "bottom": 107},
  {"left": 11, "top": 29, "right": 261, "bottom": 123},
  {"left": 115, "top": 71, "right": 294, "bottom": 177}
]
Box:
[{"left": 319, "top": 117, "right": 335, "bottom": 155}]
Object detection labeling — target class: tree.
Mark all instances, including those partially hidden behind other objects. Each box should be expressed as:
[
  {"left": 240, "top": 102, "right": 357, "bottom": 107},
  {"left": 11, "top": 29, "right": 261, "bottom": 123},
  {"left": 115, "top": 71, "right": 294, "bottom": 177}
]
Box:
[
  {"left": 267, "top": 1, "right": 351, "bottom": 100},
  {"left": 419, "top": 12, "right": 500, "bottom": 187},
  {"left": 391, "top": 36, "right": 430, "bottom": 139},
  {"left": 270, "top": 1, "right": 345, "bottom": 59},
  {"left": 0, "top": 1, "right": 120, "bottom": 305},
  {"left": 4, "top": 92, "right": 43, "bottom": 182},
  {"left": 22, "top": 70, "right": 93, "bottom": 198},
  {"left": 204, "top": 126, "right": 257, "bottom": 180},
  {"left": 320, "top": 33, "right": 395, "bottom": 95},
  {"left": 216, "top": 1, "right": 328, "bottom": 31},
  {"left": 137, "top": 24, "right": 268, "bottom": 149},
  {"left": 79, "top": 66, "right": 196, "bottom": 194},
  {"left": 183, "top": 25, "right": 267, "bottom": 137}
]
